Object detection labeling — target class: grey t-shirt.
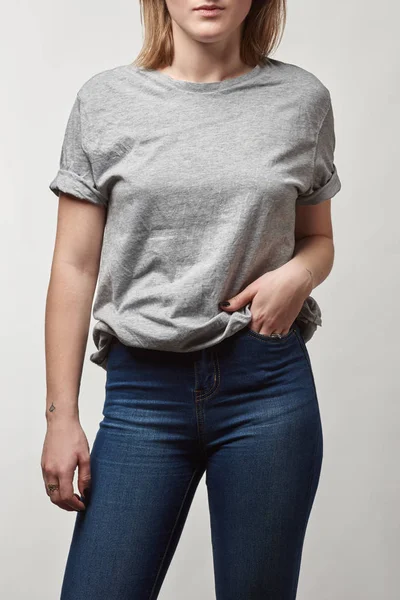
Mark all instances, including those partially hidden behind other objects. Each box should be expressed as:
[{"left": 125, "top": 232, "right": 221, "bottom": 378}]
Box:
[{"left": 49, "top": 58, "right": 341, "bottom": 370}]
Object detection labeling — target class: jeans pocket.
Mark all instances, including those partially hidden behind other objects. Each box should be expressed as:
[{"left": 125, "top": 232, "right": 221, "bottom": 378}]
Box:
[{"left": 245, "top": 323, "right": 297, "bottom": 343}]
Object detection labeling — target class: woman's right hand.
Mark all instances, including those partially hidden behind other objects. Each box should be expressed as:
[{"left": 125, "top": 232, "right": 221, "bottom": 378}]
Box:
[{"left": 41, "top": 417, "right": 92, "bottom": 512}]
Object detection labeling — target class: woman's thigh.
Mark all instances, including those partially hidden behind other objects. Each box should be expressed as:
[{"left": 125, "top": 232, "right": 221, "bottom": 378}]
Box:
[
  {"left": 60, "top": 339, "right": 206, "bottom": 600},
  {"left": 205, "top": 324, "right": 323, "bottom": 600}
]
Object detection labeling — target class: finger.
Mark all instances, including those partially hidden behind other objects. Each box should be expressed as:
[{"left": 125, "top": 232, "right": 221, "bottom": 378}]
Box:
[
  {"left": 58, "top": 471, "right": 86, "bottom": 512},
  {"left": 43, "top": 470, "right": 61, "bottom": 501},
  {"left": 43, "top": 474, "right": 70, "bottom": 510},
  {"left": 57, "top": 502, "right": 76, "bottom": 512},
  {"left": 43, "top": 474, "right": 78, "bottom": 512},
  {"left": 57, "top": 491, "right": 82, "bottom": 511},
  {"left": 260, "top": 327, "right": 290, "bottom": 337},
  {"left": 77, "top": 453, "right": 92, "bottom": 501}
]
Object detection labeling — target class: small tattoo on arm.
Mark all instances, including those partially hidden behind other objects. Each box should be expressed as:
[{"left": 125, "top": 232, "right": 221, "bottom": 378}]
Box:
[
  {"left": 48, "top": 403, "right": 56, "bottom": 412},
  {"left": 305, "top": 268, "right": 314, "bottom": 291}
]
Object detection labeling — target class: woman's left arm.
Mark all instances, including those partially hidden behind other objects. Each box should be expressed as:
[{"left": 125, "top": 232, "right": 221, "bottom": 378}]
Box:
[{"left": 288, "top": 197, "right": 334, "bottom": 290}]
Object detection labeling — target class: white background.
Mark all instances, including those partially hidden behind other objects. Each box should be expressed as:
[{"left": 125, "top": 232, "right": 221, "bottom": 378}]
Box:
[{"left": 1, "top": 0, "right": 399, "bottom": 598}]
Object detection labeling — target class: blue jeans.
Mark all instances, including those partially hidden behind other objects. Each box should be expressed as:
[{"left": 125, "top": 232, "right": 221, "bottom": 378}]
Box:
[{"left": 60, "top": 320, "right": 323, "bottom": 599}]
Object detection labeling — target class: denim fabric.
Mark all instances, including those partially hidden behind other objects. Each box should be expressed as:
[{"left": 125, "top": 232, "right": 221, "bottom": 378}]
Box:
[{"left": 61, "top": 320, "right": 323, "bottom": 600}]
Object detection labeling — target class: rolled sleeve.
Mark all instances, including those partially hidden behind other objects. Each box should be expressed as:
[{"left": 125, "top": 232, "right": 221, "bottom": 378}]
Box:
[
  {"left": 49, "top": 94, "right": 109, "bottom": 207},
  {"left": 297, "top": 96, "right": 342, "bottom": 206}
]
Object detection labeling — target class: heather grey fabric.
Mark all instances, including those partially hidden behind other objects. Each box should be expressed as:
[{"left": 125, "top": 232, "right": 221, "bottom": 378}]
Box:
[{"left": 49, "top": 58, "right": 341, "bottom": 370}]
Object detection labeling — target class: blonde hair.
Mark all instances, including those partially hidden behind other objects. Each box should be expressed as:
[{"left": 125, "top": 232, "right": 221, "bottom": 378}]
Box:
[{"left": 133, "top": 0, "right": 287, "bottom": 69}]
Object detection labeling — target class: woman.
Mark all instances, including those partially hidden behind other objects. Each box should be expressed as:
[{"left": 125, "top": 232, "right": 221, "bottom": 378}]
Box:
[{"left": 42, "top": 0, "right": 341, "bottom": 598}]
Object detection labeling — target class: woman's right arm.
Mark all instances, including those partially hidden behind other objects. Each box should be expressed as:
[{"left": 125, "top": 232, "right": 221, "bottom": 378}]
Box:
[{"left": 41, "top": 192, "right": 107, "bottom": 512}]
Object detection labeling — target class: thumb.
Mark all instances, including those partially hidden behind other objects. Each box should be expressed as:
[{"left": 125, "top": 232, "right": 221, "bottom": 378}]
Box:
[
  {"left": 77, "top": 452, "right": 92, "bottom": 501},
  {"left": 219, "top": 287, "right": 254, "bottom": 312}
]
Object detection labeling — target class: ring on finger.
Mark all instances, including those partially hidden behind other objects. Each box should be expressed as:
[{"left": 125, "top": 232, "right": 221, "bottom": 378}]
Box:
[{"left": 47, "top": 483, "right": 59, "bottom": 494}]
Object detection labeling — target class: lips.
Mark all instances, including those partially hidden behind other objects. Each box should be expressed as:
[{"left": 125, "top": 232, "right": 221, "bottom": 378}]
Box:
[{"left": 194, "top": 5, "right": 223, "bottom": 10}]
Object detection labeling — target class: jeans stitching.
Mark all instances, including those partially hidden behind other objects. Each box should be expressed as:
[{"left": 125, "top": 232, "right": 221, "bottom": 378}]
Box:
[
  {"left": 196, "top": 351, "right": 221, "bottom": 401},
  {"left": 293, "top": 329, "right": 318, "bottom": 402}
]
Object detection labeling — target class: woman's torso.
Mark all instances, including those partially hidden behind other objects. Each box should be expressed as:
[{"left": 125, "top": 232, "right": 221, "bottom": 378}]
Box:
[{"left": 71, "top": 59, "right": 331, "bottom": 369}]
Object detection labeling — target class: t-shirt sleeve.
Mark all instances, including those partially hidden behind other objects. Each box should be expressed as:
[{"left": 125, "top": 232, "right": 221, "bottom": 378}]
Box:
[
  {"left": 296, "top": 95, "right": 342, "bottom": 206},
  {"left": 49, "top": 93, "right": 109, "bottom": 207}
]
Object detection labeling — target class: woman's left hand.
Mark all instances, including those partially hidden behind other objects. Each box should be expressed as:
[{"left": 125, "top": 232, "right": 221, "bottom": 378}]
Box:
[{"left": 219, "top": 262, "right": 313, "bottom": 336}]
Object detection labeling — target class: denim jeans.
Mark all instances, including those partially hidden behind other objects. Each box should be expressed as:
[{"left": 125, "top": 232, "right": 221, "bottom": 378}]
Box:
[{"left": 60, "top": 320, "right": 323, "bottom": 599}]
